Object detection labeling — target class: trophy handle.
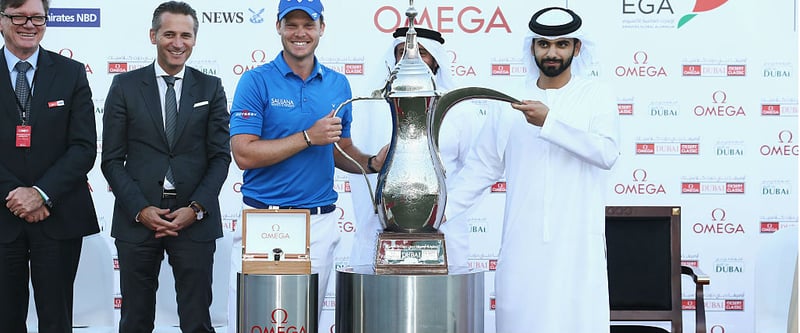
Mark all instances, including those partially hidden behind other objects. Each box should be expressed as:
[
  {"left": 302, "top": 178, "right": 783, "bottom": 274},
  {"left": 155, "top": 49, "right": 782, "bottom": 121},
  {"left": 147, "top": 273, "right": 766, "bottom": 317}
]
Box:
[
  {"left": 431, "top": 87, "right": 521, "bottom": 146},
  {"left": 332, "top": 95, "right": 389, "bottom": 214}
]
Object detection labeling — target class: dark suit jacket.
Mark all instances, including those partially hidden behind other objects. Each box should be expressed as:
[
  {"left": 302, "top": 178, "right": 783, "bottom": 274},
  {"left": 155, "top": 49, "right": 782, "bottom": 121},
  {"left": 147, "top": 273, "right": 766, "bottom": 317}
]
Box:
[
  {"left": 101, "top": 64, "right": 230, "bottom": 243},
  {"left": 0, "top": 48, "right": 98, "bottom": 243}
]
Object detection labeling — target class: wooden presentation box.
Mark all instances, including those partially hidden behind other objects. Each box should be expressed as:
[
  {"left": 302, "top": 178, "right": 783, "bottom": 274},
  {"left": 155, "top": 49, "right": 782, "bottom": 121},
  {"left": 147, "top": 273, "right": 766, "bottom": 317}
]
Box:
[{"left": 241, "top": 209, "right": 311, "bottom": 275}]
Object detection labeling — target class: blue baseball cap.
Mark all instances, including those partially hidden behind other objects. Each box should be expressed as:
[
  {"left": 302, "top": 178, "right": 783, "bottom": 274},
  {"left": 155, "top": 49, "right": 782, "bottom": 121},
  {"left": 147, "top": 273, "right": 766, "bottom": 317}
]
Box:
[{"left": 278, "top": 0, "right": 324, "bottom": 21}]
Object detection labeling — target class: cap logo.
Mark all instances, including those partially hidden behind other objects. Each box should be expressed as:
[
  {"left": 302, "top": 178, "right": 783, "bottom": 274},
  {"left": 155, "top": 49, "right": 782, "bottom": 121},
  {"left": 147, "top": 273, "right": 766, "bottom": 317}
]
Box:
[{"left": 278, "top": 0, "right": 324, "bottom": 21}]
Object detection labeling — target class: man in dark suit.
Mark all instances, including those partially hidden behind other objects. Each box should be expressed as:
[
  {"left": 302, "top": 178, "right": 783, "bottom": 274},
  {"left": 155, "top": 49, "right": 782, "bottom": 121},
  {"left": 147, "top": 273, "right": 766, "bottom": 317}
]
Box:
[
  {"left": 101, "top": 2, "right": 230, "bottom": 332},
  {"left": 0, "top": 0, "right": 99, "bottom": 332}
]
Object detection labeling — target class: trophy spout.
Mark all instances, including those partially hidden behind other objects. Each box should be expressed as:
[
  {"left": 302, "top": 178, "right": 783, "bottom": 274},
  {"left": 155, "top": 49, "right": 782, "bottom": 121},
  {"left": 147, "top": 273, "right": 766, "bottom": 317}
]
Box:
[{"left": 431, "top": 87, "right": 521, "bottom": 146}]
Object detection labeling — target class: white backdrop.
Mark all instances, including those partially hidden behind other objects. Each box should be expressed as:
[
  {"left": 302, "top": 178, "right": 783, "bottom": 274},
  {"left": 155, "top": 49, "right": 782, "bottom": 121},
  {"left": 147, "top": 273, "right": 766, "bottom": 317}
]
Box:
[{"left": 25, "top": 0, "right": 798, "bottom": 332}]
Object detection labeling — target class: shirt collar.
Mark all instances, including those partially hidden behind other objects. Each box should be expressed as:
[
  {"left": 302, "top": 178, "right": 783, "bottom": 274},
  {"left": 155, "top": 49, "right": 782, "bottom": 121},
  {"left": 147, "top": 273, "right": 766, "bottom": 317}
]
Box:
[
  {"left": 153, "top": 62, "right": 185, "bottom": 80},
  {"left": 274, "top": 51, "right": 324, "bottom": 81},
  {"left": 5, "top": 46, "right": 40, "bottom": 74}
]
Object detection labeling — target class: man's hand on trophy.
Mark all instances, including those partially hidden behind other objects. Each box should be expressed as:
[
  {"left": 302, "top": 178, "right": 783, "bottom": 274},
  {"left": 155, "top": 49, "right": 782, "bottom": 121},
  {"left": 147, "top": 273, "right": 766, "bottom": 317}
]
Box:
[
  {"left": 308, "top": 110, "right": 344, "bottom": 145},
  {"left": 511, "top": 100, "right": 549, "bottom": 127}
]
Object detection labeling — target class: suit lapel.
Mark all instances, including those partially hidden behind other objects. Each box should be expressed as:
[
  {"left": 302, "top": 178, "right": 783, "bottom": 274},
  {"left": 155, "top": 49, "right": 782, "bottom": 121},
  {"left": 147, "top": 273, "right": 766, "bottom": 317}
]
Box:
[
  {"left": 0, "top": 50, "right": 17, "bottom": 124},
  {"left": 174, "top": 68, "right": 196, "bottom": 147},
  {"left": 29, "top": 49, "right": 55, "bottom": 127},
  {"left": 139, "top": 64, "right": 169, "bottom": 147}
]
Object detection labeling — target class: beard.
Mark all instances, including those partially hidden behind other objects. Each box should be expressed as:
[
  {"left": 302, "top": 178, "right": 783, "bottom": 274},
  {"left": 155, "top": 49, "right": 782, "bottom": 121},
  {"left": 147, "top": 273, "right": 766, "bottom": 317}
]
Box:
[{"left": 535, "top": 55, "right": 574, "bottom": 77}]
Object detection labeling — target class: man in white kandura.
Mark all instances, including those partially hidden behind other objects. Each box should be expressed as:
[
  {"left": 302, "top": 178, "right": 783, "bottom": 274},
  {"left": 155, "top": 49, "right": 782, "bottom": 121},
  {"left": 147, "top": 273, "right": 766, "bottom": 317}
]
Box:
[{"left": 444, "top": 6, "right": 620, "bottom": 332}]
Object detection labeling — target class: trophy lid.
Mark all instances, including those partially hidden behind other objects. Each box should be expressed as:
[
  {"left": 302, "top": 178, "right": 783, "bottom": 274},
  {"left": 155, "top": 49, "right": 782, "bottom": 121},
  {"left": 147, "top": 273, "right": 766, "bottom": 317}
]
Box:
[{"left": 387, "top": 2, "right": 438, "bottom": 98}]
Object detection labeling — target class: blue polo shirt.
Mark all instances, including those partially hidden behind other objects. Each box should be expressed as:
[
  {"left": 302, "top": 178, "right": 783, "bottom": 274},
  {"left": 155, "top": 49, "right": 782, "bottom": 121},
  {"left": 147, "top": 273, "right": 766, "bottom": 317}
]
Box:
[{"left": 230, "top": 52, "right": 353, "bottom": 207}]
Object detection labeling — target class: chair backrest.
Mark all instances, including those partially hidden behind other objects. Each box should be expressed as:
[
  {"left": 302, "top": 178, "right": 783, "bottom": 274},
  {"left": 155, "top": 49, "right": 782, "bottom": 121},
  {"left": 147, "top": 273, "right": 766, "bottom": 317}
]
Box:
[{"left": 606, "top": 206, "right": 682, "bottom": 333}]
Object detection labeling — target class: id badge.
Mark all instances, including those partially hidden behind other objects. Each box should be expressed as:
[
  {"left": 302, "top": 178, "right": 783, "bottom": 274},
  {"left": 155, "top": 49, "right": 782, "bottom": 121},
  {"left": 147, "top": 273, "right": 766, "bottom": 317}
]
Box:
[{"left": 15, "top": 125, "right": 31, "bottom": 147}]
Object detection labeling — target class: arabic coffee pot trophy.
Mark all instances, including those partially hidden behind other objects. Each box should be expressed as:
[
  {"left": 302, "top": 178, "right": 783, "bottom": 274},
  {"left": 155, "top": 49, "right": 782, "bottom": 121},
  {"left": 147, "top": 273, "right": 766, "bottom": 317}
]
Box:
[{"left": 334, "top": 0, "right": 519, "bottom": 274}]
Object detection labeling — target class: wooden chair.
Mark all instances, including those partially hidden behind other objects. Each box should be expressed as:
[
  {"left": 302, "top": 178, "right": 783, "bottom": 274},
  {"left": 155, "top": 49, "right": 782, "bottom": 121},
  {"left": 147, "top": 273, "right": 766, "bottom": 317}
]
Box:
[{"left": 606, "top": 206, "right": 710, "bottom": 333}]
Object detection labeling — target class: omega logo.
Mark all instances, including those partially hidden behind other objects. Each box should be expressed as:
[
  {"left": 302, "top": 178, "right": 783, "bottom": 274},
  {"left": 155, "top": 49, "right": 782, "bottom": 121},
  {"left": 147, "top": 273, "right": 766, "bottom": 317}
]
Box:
[
  {"left": 270, "top": 308, "right": 288, "bottom": 324},
  {"left": 778, "top": 130, "right": 794, "bottom": 143},
  {"left": 58, "top": 48, "right": 74, "bottom": 59},
  {"left": 633, "top": 51, "right": 648, "bottom": 64},
  {"left": 632, "top": 168, "right": 648, "bottom": 182},
  {"left": 710, "top": 208, "right": 727, "bottom": 221},
  {"left": 251, "top": 49, "right": 267, "bottom": 63},
  {"left": 712, "top": 90, "right": 727, "bottom": 104}
]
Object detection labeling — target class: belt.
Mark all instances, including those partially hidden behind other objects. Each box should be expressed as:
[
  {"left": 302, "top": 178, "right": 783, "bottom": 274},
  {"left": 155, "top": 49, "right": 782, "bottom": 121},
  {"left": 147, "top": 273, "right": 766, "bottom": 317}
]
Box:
[
  {"left": 162, "top": 189, "right": 177, "bottom": 199},
  {"left": 243, "top": 197, "right": 336, "bottom": 215},
  {"left": 266, "top": 204, "right": 336, "bottom": 215}
]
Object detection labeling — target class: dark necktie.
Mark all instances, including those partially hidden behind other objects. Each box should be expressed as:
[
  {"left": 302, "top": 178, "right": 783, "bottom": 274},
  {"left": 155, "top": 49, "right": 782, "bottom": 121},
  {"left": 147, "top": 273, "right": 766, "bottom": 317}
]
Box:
[
  {"left": 163, "top": 75, "right": 178, "bottom": 185},
  {"left": 14, "top": 61, "right": 31, "bottom": 116}
]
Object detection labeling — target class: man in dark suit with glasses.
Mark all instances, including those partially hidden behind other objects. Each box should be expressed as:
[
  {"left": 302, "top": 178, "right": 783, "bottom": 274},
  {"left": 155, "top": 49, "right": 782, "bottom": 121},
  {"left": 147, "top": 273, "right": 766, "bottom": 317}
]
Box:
[{"left": 0, "top": 0, "right": 99, "bottom": 332}]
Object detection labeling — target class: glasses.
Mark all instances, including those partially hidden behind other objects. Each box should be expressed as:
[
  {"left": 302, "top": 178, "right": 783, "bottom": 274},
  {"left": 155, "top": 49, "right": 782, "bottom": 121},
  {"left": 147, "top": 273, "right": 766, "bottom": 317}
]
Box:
[{"left": 0, "top": 12, "right": 47, "bottom": 26}]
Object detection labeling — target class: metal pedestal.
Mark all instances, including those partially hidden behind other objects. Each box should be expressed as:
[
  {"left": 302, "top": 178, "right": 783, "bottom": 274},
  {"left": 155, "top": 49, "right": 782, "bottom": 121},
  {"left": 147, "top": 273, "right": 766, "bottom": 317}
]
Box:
[
  {"left": 237, "top": 273, "right": 318, "bottom": 333},
  {"left": 335, "top": 266, "right": 484, "bottom": 333}
]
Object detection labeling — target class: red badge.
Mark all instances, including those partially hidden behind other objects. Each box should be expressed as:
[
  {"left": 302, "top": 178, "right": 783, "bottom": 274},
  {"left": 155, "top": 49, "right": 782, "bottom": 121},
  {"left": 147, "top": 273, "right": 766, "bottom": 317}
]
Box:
[
  {"left": 47, "top": 100, "right": 65, "bottom": 108},
  {"left": 15, "top": 125, "right": 31, "bottom": 147}
]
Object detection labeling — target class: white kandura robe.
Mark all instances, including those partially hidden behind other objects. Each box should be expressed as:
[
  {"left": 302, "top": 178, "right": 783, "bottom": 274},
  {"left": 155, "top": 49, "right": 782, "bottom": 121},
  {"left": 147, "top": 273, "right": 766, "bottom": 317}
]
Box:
[{"left": 445, "top": 76, "right": 621, "bottom": 333}]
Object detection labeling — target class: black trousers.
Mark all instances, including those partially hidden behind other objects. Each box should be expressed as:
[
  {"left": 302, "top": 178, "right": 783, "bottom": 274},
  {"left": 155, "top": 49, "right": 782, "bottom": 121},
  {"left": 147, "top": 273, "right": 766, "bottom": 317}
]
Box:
[
  {"left": 116, "top": 198, "right": 217, "bottom": 333},
  {"left": 0, "top": 221, "right": 82, "bottom": 333}
]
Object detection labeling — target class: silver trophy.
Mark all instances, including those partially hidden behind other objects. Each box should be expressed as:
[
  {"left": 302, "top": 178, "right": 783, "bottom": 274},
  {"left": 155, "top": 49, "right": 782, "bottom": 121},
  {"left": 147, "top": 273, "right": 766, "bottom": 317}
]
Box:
[{"left": 336, "top": 1, "right": 519, "bottom": 274}]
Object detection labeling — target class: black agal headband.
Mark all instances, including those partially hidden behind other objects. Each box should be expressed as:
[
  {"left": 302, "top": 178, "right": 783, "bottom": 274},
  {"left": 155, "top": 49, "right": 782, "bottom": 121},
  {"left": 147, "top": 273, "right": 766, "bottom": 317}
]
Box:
[
  {"left": 528, "top": 7, "right": 582, "bottom": 36},
  {"left": 392, "top": 27, "right": 445, "bottom": 44}
]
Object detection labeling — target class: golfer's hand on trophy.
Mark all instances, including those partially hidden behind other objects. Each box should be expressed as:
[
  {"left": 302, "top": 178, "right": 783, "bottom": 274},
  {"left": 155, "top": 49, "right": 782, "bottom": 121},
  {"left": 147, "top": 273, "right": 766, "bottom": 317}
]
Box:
[{"left": 307, "top": 110, "right": 343, "bottom": 145}]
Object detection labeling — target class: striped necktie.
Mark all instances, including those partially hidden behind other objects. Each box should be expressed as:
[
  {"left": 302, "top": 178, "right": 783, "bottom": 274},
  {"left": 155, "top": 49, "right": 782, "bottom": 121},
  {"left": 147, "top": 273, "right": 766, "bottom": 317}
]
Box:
[{"left": 163, "top": 75, "right": 178, "bottom": 185}]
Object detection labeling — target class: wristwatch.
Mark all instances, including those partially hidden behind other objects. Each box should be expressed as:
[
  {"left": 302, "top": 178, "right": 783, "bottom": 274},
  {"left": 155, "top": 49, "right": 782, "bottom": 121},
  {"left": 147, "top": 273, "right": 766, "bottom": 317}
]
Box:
[
  {"left": 33, "top": 186, "right": 52, "bottom": 209},
  {"left": 189, "top": 201, "right": 206, "bottom": 221},
  {"left": 367, "top": 155, "right": 378, "bottom": 173}
]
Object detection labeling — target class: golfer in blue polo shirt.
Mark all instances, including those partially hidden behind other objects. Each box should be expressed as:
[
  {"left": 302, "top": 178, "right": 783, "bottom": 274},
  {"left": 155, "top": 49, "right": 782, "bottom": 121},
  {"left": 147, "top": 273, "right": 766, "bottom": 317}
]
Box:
[{"left": 227, "top": 0, "right": 383, "bottom": 330}]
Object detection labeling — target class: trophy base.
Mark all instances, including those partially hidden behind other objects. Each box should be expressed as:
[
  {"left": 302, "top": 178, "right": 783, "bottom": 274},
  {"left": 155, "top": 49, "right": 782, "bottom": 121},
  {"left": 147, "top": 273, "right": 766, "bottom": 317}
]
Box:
[
  {"left": 238, "top": 273, "right": 318, "bottom": 333},
  {"left": 335, "top": 267, "right": 484, "bottom": 333},
  {"left": 375, "top": 232, "right": 448, "bottom": 275}
]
